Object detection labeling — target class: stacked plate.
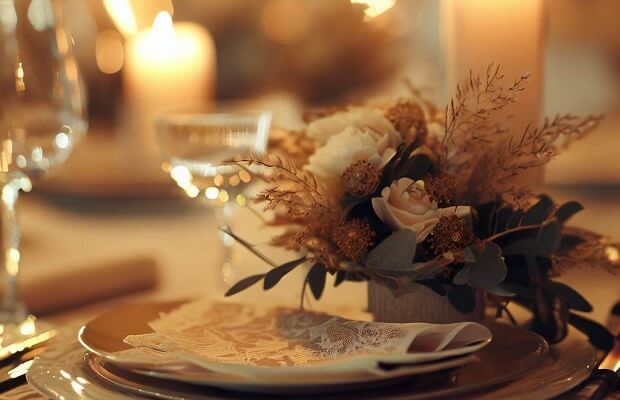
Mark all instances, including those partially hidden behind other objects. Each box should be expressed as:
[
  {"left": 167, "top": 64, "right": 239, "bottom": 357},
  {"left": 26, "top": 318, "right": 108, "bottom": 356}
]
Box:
[{"left": 26, "top": 300, "right": 595, "bottom": 399}]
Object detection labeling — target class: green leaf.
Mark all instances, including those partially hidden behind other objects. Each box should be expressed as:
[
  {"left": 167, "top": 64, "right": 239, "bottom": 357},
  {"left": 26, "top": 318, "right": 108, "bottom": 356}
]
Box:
[
  {"left": 487, "top": 284, "right": 516, "bottom": 297},
  {"left": 502, "top": 238, "right": 543, "bottom": 255},
  {"left": 569, "top": 312, "right": 615, "bottom": 352},
  {"left": 554, "top": 201, "right": 584, "bottom": 223},
  {"left": 545, "top": 281, "right": 593, "bottom": 312},
  {"left": 447, "top": 285, "right": 476, "bottom": 314},
  {"left": 334, "top": 270, "right": 347, "bottom": 287},
  {"left": 221, "top": 229, "right": 277, "bottom": 267},
  {"left": 522, "top": 195, "right": 554, "bottom": 225},
  {"left": 537, "top": 220, "right": 561, "bottom": 255},
  {"left": 557, "top": 234, "right": 586, "bottom": 255},
  {"left": 401, "top": 155, "right": 432, "bottom": 180},
  {"left": 465, "top": 243, "right": 507, "bottom": 290},
  {"left": 263, "top": 257, "right": 307, "bottom": 290},
  {"left": 365, "top": 230, "right": 417, "bottom": 273},
  {"left": 307, "top": 263, "right": 327, "bottom": 300},
  {"left": 225, "top": 274, "right": 265, "bottom": 296},
  {"left": 506, "top": 209, "right": 523, "bottom": 229},
  {"left": 462, "top": 247, "right": 476, "bottom": 263}
]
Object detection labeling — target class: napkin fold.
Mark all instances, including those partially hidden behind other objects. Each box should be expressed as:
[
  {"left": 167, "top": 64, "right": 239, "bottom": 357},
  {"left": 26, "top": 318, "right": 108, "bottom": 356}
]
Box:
[
  {"left": 16, "top": 256, "right": 159, "bottom": 315},
  {"left": 122, "top": 299, "right": 491, "bottom": 377}
]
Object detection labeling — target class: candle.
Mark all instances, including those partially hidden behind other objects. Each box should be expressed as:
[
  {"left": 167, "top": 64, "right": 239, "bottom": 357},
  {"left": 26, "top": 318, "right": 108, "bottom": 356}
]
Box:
[
  {"left": 442, "top": 0, "right": 544, "bottom": 135},
  {"left": 123, "top": 11, "right": 216, "bottom": 156}
]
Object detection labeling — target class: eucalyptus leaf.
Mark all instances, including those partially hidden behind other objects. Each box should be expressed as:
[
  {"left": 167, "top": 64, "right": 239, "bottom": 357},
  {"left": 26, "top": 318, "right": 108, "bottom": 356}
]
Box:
[
  {"left": 522, "top": 195, "right": 554, "bottom": 225},
  {"left": 225, "top": 274, "right": 265, "bottom": 297},
  {"left": 466, "top": 243, "right": 507, "bottom": 290},
  {"left": 307, "top": 263, "right": 327, "bottom": 300},
  {"left": 537, "top": 220, "right": 561, "bottom": 255},
  {"left": 334, "top": 270, "right": 347, "bottom": 287},
  {"left": 506, "top": 209, "right": 524, "bottom": 229},
  {"left": 545, "top": 281, "right": 593, "bottom": 312},
  {"left": 447, "top": 285, "right": 476, "bottom": 314},
  {"left": 487, "top": 284, "right": 517, "bottom": 297},
  {"left": 501, "top": 238, "right": 543, "bottom": 256},
  {"left": 401, "top": 155, "right": 432, "bottom": 180},
  {"left": 462, "top": 247, "right": 476, "bottom": 263},
  {"left": 263, "top": 257, "right": 307, "bottom": 290},
  {"left": 557, "top": 234, "right": 586, "bottom": 255},
  {"left": 452, "top": 266, "right": 469, "bottom": 285},
  {"left": 569, "top": 312, "right": 614, "bottom": 352},
  {"left": 365, "top": 230, "right": 417, "bottom": 272},
  {"left": 554, "top": 201, "right": 584, "bottom": 224}
]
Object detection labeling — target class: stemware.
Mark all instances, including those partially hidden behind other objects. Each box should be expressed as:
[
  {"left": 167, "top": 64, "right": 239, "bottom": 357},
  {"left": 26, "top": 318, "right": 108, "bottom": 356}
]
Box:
[
  {"left": 0, "top": 0, "right": 87, "bottom": 323},
  {"left": 156, "top": 110, "right": 271, "bottom": 287}
]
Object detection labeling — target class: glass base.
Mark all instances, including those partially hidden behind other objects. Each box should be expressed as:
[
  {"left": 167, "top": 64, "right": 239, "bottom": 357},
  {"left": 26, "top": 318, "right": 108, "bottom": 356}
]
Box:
[{"left": 0, "top": 301, "right": 28, "bottom": 325}]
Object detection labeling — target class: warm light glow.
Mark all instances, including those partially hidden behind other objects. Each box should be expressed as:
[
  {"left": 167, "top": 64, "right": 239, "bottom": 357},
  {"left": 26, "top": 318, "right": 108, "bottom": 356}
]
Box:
[
  {"left": 606, "top": 245, "right": 619, "bottom": 262},
  {"left": 239, "top": 170, "right": 251, "bottom": 183},
  {"left": 351, "top": 0, "right": 396, "bottom": 20},
  {"left": 6, "top": 248, "right": 20, "bottom": 276},
  {"left": 151, "top": 11, "right": 175, "bottom": 47},
  {"left": 19, "top": 315, "right": 36, "bottom": 336},
  {"left": 104, "top": 0, "right": 137, "bottom": 37},
  {"left": 15, "top": 62, "right": 25, "bottom": 92},
  {"left": 95, "top": 30, "right": 124, "bottom": 74},
  {"left": 219, "top": 189, "right": 229, "bottom": 203},
  {"left": 205, "top": 186, "right": 219, "bottom": 200},
  {"left": 214, "top": 174, "right": 224, "bottom": 187},
  {"left": 260, "top": 0, "right": 309, "bottom": 45}
]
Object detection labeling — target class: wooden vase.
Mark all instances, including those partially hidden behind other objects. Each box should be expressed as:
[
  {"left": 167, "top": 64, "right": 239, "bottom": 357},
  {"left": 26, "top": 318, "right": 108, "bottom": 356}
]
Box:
[{"left": 368, "top": 280, "right": 485, "bottom": 323}]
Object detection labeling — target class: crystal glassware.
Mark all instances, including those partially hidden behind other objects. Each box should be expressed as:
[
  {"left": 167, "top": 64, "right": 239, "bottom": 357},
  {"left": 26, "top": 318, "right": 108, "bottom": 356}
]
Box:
[
  {"left": 0, "top": 0, "right": 87, "bottom": 323},
  {"left": 156, "top": 110, "right": 271, "bottom": 287}
]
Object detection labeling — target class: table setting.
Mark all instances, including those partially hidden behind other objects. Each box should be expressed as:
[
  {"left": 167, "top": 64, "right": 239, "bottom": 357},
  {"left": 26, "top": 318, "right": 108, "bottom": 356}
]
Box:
[{"left": 0, "top": 0, "right": 620, "bottom": 399}]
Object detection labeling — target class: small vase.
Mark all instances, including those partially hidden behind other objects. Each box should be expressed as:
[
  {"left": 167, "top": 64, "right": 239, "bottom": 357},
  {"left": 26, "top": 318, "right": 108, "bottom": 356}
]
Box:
[{"left": 368, "top": 280, "right": 485, "bottom": 323}]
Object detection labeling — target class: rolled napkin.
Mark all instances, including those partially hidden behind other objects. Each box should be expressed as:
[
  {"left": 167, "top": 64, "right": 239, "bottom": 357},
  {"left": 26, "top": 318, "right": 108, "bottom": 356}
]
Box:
[
  {"left": 122, "top": 299, "right": 491, "bottom": 378},
  {"left": 16, "top": 256, "right": 158, "bottom": 315}
]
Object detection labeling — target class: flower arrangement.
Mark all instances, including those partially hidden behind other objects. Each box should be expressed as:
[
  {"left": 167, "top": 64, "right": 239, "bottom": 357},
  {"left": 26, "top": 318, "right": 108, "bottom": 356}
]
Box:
[{"left": 225, "top": 65, "right": 618, "bottom": 351}]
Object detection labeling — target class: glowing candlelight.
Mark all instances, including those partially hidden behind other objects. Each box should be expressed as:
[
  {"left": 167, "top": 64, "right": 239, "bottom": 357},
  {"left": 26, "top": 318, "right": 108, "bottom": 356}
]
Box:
[{"left": 123, "top": 11, "right": 216, "bottom": 155}]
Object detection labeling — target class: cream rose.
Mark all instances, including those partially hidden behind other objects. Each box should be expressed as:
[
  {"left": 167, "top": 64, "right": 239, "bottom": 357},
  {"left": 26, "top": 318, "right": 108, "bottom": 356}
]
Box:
[
  {"left": 307, "top": 107, "right": 401, "bottom": 149},
  {"left": 305, "top": 126, "right": 395, "bottom": 195},
  {"left": 371, "top": 178, "right": 470, "bottom": 242}
]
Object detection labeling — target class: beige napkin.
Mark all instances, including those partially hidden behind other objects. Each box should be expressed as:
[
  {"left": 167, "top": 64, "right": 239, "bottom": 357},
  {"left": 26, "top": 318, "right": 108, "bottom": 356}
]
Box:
[
  {"left": 122, "top": 299, "right": 491, "bottom": 377},
  {"left": 13, "top": 256, "right": 158, "bottom": 315}
]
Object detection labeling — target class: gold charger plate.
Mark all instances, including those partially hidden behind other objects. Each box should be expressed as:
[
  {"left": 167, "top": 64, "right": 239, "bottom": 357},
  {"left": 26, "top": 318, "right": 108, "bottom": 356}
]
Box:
[{"left": 75, "top": 301, "right": 571, "bottom": 398}]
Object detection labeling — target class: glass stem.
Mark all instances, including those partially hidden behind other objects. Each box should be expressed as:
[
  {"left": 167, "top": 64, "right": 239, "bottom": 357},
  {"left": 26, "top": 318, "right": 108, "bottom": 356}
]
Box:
[{"left": 0, "top": 172, "right": 30, "bottom": 324}]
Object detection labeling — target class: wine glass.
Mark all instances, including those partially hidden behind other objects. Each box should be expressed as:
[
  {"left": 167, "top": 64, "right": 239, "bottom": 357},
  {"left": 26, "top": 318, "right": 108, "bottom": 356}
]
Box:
[
  {"left": 156, "top": 110, "right": 271, "bottom": 288},
  {"left": 0, "top": 0, "right": 87, "bottom": 324}
]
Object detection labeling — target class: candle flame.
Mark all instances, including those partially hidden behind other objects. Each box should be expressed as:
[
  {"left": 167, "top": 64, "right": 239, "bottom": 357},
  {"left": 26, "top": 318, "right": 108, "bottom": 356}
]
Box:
[
  {"left": 151, "top": 11, "right": 175, "bottom": 45},
  {"left": 104, "top": 0, "right": 137, "bottom": 37},
  {"left": 351, "top": 0, "right": 396, "bottom": 21}
]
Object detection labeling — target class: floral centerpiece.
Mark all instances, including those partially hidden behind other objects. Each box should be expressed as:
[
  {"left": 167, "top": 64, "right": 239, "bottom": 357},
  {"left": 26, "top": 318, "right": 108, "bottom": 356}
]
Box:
[{"left": 225, "top": 65, "right": 618, "bottom": 351}]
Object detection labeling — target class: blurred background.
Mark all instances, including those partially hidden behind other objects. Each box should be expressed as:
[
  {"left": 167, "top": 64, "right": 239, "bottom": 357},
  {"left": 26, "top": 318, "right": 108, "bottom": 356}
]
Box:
[{"left": 55, "top": 0, "right": 620, "bottom": 183}]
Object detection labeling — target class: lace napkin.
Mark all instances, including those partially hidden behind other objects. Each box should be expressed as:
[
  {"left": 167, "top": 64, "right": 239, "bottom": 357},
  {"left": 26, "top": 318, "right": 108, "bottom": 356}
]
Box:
[{"left": 122, "top": 299, "right": 491, "bottom": 377}]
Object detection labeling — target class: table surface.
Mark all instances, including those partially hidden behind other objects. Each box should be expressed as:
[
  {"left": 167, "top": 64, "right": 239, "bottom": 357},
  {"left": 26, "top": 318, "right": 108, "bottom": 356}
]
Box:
[{"left": 4, "top": 184, "right": 620, "bottom": 398}]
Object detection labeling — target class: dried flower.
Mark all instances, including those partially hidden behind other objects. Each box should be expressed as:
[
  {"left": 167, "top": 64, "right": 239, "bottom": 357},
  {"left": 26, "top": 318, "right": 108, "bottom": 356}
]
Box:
[
  {"left": 385, "top": 100, "right": 428, "bottom": 144},
  {"left": 341, "top": 160, "right": 380, "bottom": 198},
  {"left": 425, "top": 174, "right": 456, "bottom": 207},
  {"left": 427, "top": 214, "right": 476, "bottom": 256},
  {"left": 332, "top": 219, "right": 375, "bottom": 261}
]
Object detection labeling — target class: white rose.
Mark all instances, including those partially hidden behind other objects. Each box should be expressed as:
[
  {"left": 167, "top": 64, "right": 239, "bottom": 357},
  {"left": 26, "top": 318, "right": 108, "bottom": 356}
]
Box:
[
  {"left": 305, "top": 127, "right": 395, "bottom": 195},
  {"left": 371, "top": 178, "right": 470, "bottom": 242},
  {"left": 307, "top": 107, "right": 401, "bottom": 149}
]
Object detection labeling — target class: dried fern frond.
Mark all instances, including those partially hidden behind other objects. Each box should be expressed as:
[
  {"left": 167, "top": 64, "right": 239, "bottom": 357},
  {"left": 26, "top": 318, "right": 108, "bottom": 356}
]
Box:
[
  {"left": 554, "top": 227, "right": 619, "bottom": 275},
  {"left": 465, "top": 114, "right": 602, "bottom": 204},
  {"left": 268, "top": 127, "right": 317, "bottom": 167},
  {"left": 442, "top": 63, "right": 528, "bottom": 157}
]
